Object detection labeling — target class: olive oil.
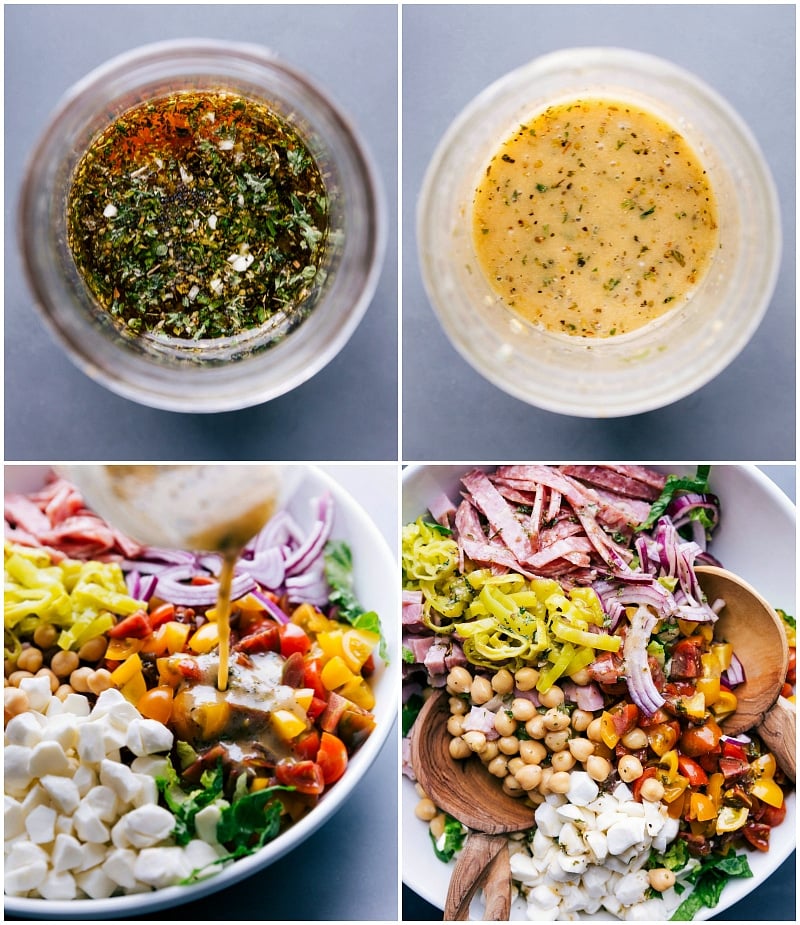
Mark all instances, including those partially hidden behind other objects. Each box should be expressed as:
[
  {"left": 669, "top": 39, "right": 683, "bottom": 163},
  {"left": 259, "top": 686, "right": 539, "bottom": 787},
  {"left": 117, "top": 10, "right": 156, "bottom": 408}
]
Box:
[{"left": 67, "top": 92, "right": 328, "bottom": 340}]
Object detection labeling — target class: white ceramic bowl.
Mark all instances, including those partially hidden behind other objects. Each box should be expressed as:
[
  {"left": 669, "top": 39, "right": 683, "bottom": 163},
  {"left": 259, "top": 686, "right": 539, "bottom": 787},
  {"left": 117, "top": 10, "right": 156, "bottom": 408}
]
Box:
[
  {"left": 4, "top": 464, "right": 398, "bottom": 918},
  {"left": 402, "top": 464, "right": 796, "bottom": 919},
  {"left": 418, "top": 48, "right": 781, "bottom": 417}
]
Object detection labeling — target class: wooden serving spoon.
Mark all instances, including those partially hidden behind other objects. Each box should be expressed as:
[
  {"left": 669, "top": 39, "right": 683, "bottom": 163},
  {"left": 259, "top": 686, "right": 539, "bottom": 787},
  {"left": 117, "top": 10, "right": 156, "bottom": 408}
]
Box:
[
  {"left": 696, "top": 565, "right": 795, "bottom": 780},
  {"left": 409, "top": 688, "right": 535, "bottom": 919}
]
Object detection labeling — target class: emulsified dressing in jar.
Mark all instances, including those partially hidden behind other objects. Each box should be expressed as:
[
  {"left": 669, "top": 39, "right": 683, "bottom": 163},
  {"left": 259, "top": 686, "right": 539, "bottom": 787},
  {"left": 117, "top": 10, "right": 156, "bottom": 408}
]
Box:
[{"left": 472, "top": 98, "right": 719, "bottom": 337}]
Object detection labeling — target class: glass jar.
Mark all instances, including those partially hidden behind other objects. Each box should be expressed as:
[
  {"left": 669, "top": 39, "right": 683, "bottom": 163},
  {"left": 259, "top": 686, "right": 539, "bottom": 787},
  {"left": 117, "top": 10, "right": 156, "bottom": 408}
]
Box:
[
  {"left": 19, "top": 39, "right": 386, "bottom": 412},
  {"left": 417, "top": 48, "right": 781, "bottom": 418}
]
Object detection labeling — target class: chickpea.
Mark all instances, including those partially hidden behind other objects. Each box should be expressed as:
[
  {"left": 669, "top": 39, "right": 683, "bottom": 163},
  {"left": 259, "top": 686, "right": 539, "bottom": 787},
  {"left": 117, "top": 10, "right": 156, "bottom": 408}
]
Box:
[
  {"left": 447, "top": 715, "right": 465, "bottom": 737},
  {"left": 50, "top": 650, "right": 80, "bottom": 679},
  {"left": 507, "top": 757, "right": 525, "bottom": 776},
  {"left": 569, "top": 667, "right": 592, "bottom": 686},
  {"left": 491, "top": 668, "right": 514, "bottom": 695},
  {"left": 586, "top": 755, "right": 612, "bottom": 782},
  {"left": 621, "top": 727, "right": 648, "bottom": 750},
  {"left": 648, "top": 868, "right": 676, "bottom": 892},
  {"left": 69, "top": 667, "right": 94, "bottom": 694},
  {"left": 538, "top": 685, "right": 564, "bottom": 708},
  {"left": 32, "top": 623, "right": 58, "bottom": 649},
  {"left": 55, "top": 684, "right": 74, "bottom": 702},
  {"left": 544, "top": 730, "right": 570, "bottom": 752},
  {"left": 502, "top": 776, "right": 523, "bottom": 797},
  {"left": 549, "top": 771, "right": 572, "bottom": 794},
  {"left": 4, "top": 686, "right": 30, "bottom": 720},
  {"left": 539, "top": 766, "right": 554, "bottom": 794},
  {"left": 494, "top": 711, "right": 518, "bottom": 737},
  {"left": 415, "top": 797, "right": 437, "bottom": 821},
  {"left": 470, "top": 676, "right": 493, "bottom": 705},
  {"left": 414, "top": 783, "right": 428, "bottom": 799},
  {"left": 449, "top": 737, "right": 471, "bottom": 760},
  {"left": 77, "top": 636, "right": 108, "bottom": 663},
  {"left": 498, "top": 735, "right": 520, "bottom": 756},
  {"left": 514, "top": 667, "right": 539, "bottom": 691},
  {"left": 479, "top": 742, "right": 499, "bottom": 763},
  {"left": 527, "top": 789, "right": 546, "bottom": 806},
  {"left": 449, "top": 696, "right": 468, "bottom": 716},
  {"left": 571, "top": 709, "right": 594, "bottom": 732},
  {"left": 16, "top": 647, "right": 43, "bottom": 674},
  {"left": 639, "top": 778, "right": 666, "bottom": 802},
  {"left": 568, "top": 738, "right": 595, "bottom": 763},
  {"left": 515, "top": 763, "right": 543, "bottom": 791},
  {"left": 5, "top": 659, "right": 18, "bottom": 678},
  {"left": 429, "top": 813, "right": 446, "bottom": 840},
  {"left": 462, "top": 730, "right": 487, "bottom": 753},
  {"left": 89, "top": 669, "right": 114, "bottom": 695},
  {"left": 543, "top": 708, "right": 571, "bottom": 732},
  {"left": 617, "top": 754, "right": 644, "bottom": 782},
  {"left": 551, "top": 750, "right": 576, "bottom": 772},
  {"left": 35, "top": 668, "right": 59, "bottom": 693},
  {"left": 520, "top": 740, "right": 547, "bottom": 765},
  {"left": 487, "top": 755, "right": 509, "bottom": 778},
  {"left": 586, "top": 717, "right": 604, "bottom": 743},
  {"left": 7, "top": 670, "right": 34, "bottom": 687},
  {"left": 525, "top": 714, "right": 547, "bottom": 739},
  {"left": 447, "top": 666, "right": 473, "bottom": 694},
  {"left": 510, "top": 698, "right": 537, "bottom": 722}
]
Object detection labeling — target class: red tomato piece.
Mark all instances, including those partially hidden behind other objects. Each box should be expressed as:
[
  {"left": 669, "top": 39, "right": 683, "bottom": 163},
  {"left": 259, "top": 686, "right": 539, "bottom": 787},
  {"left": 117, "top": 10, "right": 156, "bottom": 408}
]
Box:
[
  {"left": 743, "top": 822, "right": 771, "bottom": 852},
  {"left": 307, "top": 696, "right": 328, "bottom": 721},
  {"left": 190, "top": 575, "right": 216, "bottom": 585},
  {"left": 721, "top": 739, "right": 748, "bottom": 761},
  {"left": 759, "top": 801, "right": 787, "bottom": 828},
  {"left": 148, "top": 603, "right": 176, "bottom": 629},
  {"left": 294, "top": 730, "right": 321, "bottom": 762},
  {"left": 679, "top": 718, "right": 722, "bottom": 757},
  {"left": 279, "top": 623, "right": 311, "bottom": 658},
  {"left": 719, "top": 756, "right": 750, "bottom": 781},
  {"left": 669, "top": 638, "right": 702, "bottom": 679},
  {"left": 609, "top": 702, "right": 639, "bottom": 738},
  {"left": 317, "top": 732, "right": 348, "bottom": 785},
  {"left": 236, "top": 625, "right": 280, "bottom": 654},
  {"left": 303, "top": 659, "right": 327, "bottom": 700},
  {"left": 677, "top": 754, "right": 709, "bottom": 787},
  {"left": 275, "top": 759, "right": 325, "bottom": 795},
  {"left": 107, "top": 611, "right": 151, "bottom": 639},
  {"left": 787, "top": 647, "right": 796, "bottom": 685}
]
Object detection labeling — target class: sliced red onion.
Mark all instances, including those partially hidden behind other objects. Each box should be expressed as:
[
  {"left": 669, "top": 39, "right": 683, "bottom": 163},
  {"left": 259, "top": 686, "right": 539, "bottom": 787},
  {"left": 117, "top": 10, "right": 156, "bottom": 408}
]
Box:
[
  {"left": 722, "top": 652, "right": 746, "bottom": 687},
  {"left": 139, "top": 547, "right": 197, "bottom": 566},
  {"left": 248, "top": 511, "right": 305, "bottom": 555},
  {"left": 140, "top": 574, "right": 159, "bottom": 602},
  {"left": 721, "top": 732, "right": 751, "bottom": 745},
  {"left": 667, "top": 492, "right": 720, "bottom": 535},
  {"left": 120, "top": 558, "right": 178, "bottom": 575},
  {"left": 196, "top": 554, "right": 222, "bottom": 576},
  {"left": 125, "top": 570, "right": 141, "bottom": 599},
  {"left": 151, "top": 572, "right": 256, "bottom": 607},
  {"left": 245, "top": 548, "right": 285, "bottom": 589},
  {"left": 284, "top": 493, "right": 334, "bottom": 578},
  {"left": 249, "top": 588, "right": 291, "bottom": 625},
  {"left": 623, "top": 605, "right": 665, "bottom": 716}
]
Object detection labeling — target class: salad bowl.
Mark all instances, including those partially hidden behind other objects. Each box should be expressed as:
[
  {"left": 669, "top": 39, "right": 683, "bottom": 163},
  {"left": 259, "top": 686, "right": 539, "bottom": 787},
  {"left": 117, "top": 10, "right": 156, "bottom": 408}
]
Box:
[
  {"left": 401, "top": 464, "right": 795, "bottom": 920},
  {"left": 4, "top": 464, "right": 399, "bottom": 919}
]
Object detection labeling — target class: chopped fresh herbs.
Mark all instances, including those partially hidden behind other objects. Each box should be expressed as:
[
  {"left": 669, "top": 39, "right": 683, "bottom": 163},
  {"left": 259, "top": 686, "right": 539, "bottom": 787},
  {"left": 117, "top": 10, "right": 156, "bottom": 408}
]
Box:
[
  {"left": 67, "top": 92, "right": 328, "bottom": 340},
  {"left": 324, "top": 540, "right": 388, "bottom": 662},
  {"left": 430, "top": 813, "right": 466, "bottom": 863},
  {"left": 422, "top": 520, "right": 453, "bottom": 536},
  {"left": 640, "top": 205, "right": 656, "bottom": 218}
]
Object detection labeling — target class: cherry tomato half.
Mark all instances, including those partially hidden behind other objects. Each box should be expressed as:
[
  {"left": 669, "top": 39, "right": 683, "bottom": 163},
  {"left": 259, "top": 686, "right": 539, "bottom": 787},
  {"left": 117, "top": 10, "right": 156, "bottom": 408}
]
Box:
[
  {"left": 317, "top": 731, "right": 349, "bottom": 785},
  {"left": 279, "top": 623, "right": 311, "bottom": 658}
]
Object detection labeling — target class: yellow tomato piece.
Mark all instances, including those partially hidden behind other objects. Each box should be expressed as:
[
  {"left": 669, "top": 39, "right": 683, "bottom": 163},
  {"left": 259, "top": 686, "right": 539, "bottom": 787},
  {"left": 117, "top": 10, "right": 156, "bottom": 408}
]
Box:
[
  {"left": 677, "top": 691, "right": 706, "bottom": 719},
  {"left": 658, "top": 749, "right": 679, "bottom": 779},
  {"left": 710, "top": 690, "right": 737, "bottom": 718},
  {"left": 106, "top": 638, "right": 144, "bottom": 661},
  {"left": 111, "top": 652, "right": 143, "bottom": 687},
  {"left": 320, "top": 655, "right": 356, "bottom": 691},
  {"left": 140, "top": 625, "right": 169, "bottom": 656},
  {"left": 292, "top": 602, "right": 336, "bottom": 634},
  {"left": 696, "top": 677, "right": 720, "bottom": 706},
  {"left": 700, "top": 651, "right": 722, "bottom": 678},
  {"left": 706, "top": 772, "right": 725, "bottom": 808},
  {"left": 317, "top": 631, "right": 345, "bottom": 662},
  {"left": 689, "top": 791, "right": 718, "bottom": 822},
  {"left": 272, "top": 709, "right": 307, "bottom": 741},
  {"left": 294, "top": 688, "right": 314, "bottom": 711},
  {"left": 751, "top": 778, "right": 784, "bottom": 808},
  {"left": 337, "top": 677, "right": 376, "bottom": 711},
  {"left": 164, "top": 621, "right": 192, "bottom": 654},
  {"left": 157, "top": 656, "right": 183, "bottom": 688},
  {"left": 194, "top": 701, "right": 231, "bottom": 740},
  {"left": 119, "top": 671, "right": 147, "bottom": 706},
  {"left": 341, "top": 628, "right": 379, "bottom": 673},
  {"left": 599, "top": 711, "right": 620, "bottom": 749},
  {"left": 715, "top": 805, "right": 748, "bottom": 834},
  {"left": 751, "top": 752, "right": 777, "bottom": 779},
  {"left": 189, "top": 621, "right": 219, "bottom": 654},
  {"left": 234, "top": 593, "right": 270, "bottom": 613},
  {"left": 710, "top": 641, "right": 733, "bottom": 671}
]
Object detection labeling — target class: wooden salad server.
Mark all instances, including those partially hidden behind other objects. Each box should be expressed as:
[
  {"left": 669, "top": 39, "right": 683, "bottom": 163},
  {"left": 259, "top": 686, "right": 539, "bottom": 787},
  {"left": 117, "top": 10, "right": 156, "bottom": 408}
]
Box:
[
  {"left": 696, "top": 565, "right": 795, "bottom": 780},
  {"left": 410, "top": 688, "right": 534, "bottom": 920}
]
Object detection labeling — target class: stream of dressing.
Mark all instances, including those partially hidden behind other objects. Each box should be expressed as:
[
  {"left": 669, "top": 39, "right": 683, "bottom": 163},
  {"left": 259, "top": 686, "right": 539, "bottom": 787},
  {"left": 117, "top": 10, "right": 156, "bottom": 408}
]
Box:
[{"left": 59, "top": 465, "right": 288, "bottom": 691}]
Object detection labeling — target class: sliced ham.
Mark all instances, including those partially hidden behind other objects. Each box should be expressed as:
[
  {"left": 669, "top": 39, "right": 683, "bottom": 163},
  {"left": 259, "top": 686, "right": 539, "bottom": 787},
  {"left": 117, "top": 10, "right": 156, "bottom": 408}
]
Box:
[
  {"left": 461, "top": 469, "right": 532, "bottom": 562},
  {"left": 428, "top": 492, "right": 457, "bottom": 528},
  {"left": 560, "top": 465, "right": 664, "bottom": 501},
  {"left": 4, "top": 495, "right": 52, "bottom": 535}
]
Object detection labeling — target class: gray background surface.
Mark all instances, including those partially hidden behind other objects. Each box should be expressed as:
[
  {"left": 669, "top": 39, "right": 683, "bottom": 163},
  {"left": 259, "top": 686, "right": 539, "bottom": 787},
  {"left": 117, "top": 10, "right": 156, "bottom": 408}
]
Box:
[
  {"left": 4, "top": 4, "right": 398, "bottom": 461},
  {"left": 404, "top": 463, "right": 797, "bottom": 922},
  {"left": 402, "top": 4, "right": 795, "bottom": 460}
]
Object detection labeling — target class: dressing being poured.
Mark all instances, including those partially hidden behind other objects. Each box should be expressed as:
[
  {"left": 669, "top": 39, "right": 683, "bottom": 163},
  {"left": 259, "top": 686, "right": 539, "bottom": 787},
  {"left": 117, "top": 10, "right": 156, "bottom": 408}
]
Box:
[{"left": 58, "top": 465, "right": 296, "bottom": 691}]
